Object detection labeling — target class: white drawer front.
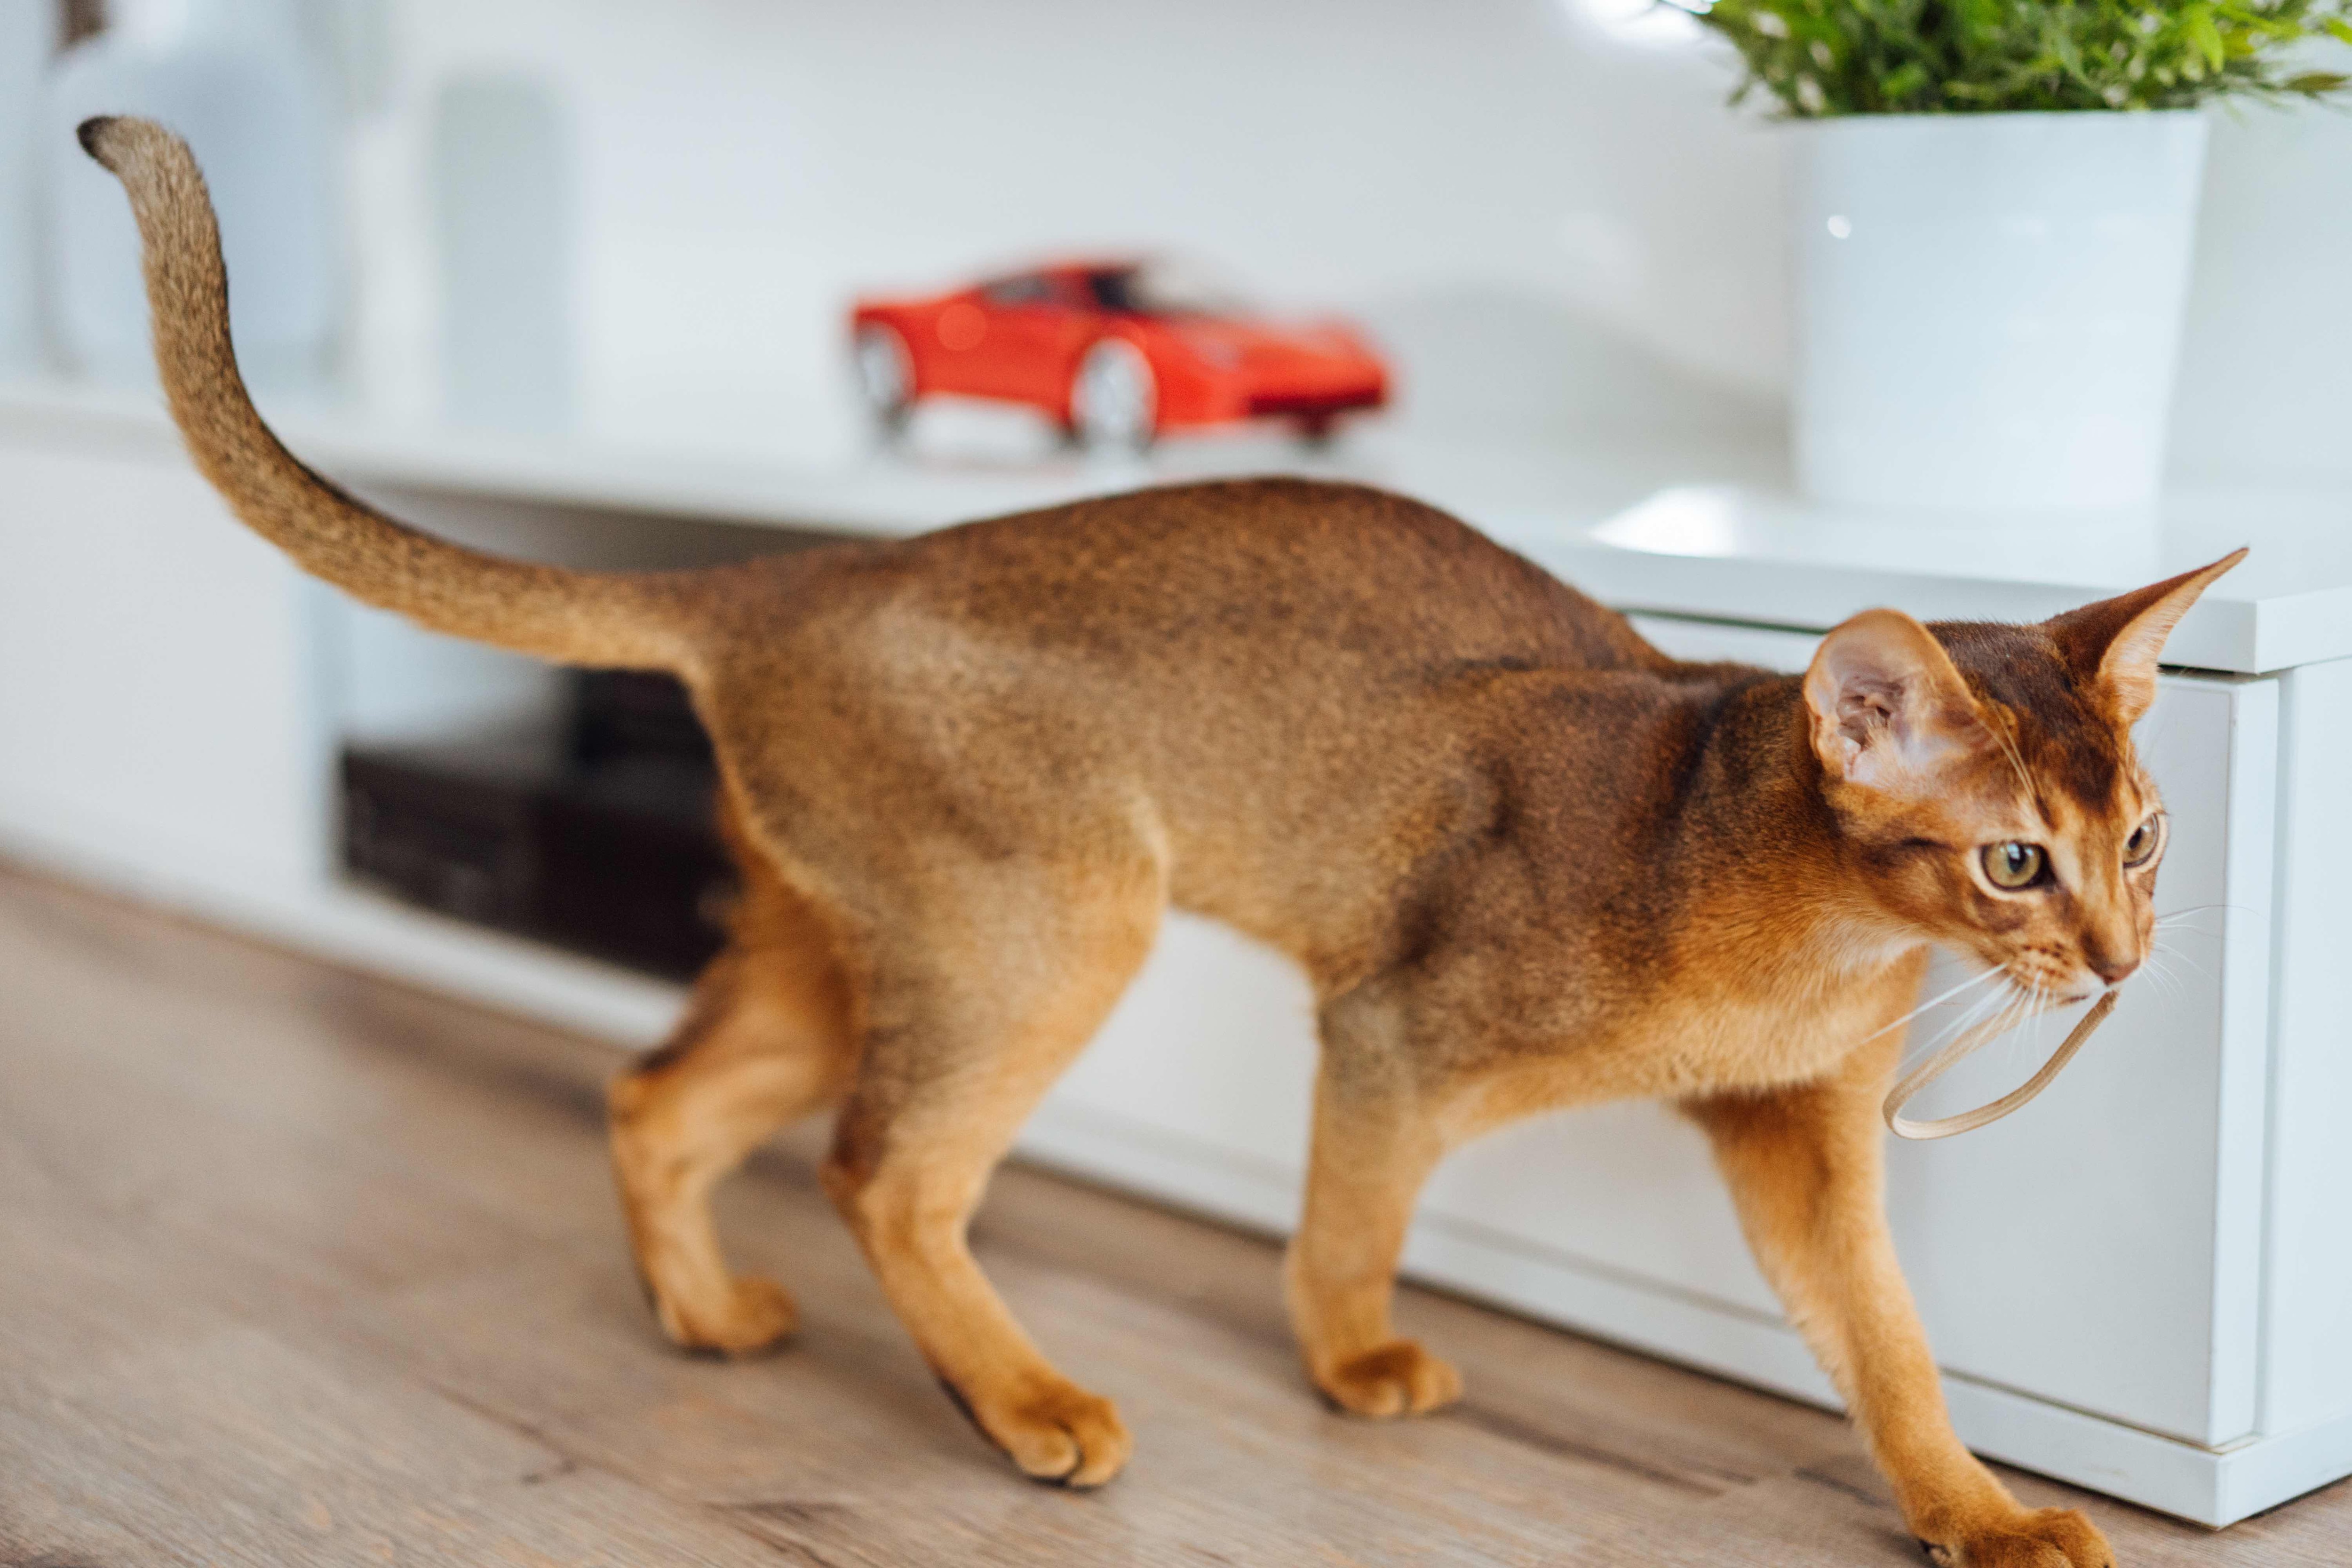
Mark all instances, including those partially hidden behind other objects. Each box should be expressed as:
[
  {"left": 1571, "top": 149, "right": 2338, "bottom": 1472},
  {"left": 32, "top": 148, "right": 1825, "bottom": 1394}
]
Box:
[{"left": 1886, "top": 673, "right": 2272, "bottom": 1445}]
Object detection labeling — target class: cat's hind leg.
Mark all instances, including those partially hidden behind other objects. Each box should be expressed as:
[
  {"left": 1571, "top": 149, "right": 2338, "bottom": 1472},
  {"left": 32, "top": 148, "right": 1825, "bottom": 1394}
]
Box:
[
  {"left": 820, "top": 844, "right": 1164, "bottom": 1488},
  {"left": 608, "top": 859, "right": 857, "bottom": 1355},
  {"left": 1285, "top": 994, "right": 1465, "bottom": 1418}
]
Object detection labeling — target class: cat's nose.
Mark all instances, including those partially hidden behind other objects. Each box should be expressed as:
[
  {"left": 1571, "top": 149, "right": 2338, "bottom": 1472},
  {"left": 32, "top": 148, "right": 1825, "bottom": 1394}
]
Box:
[{"left": 2086, "top": 948, "right": 2140, "bottom": 986}]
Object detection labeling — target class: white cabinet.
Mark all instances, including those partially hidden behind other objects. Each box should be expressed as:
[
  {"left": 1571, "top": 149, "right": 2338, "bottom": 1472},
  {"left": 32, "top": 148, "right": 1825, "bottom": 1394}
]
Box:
[
  {"left": 0, "top": 431, "right": 328, "bottom": 905},
  {"left": 0, "top": 419, "right": 688, "bottom": 1044},
  {"left": 1891, "top": 673, "right": 2273, "bottom": 1452}
]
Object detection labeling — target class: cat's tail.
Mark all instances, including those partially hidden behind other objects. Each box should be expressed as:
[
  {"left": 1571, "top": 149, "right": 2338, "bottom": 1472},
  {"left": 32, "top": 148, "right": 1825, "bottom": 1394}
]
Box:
[{"left": 77, "top": 115, "right": 695, "bottom": 674}]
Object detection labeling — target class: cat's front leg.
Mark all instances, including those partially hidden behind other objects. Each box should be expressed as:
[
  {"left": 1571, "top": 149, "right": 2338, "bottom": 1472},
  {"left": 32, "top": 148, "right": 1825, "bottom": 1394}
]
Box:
[
  {"left": 1685, "top": 1041, "right": 2116, "bottom": 1568},
  {"left": 1285, "top": 1046, "right": 1463, "bottom": 1417}
]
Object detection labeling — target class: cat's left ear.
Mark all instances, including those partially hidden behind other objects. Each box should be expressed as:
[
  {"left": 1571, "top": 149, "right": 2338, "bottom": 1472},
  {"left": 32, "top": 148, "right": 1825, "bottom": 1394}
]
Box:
[{"left": 2047, "top": 549, "right": 2248, "bottom": 726}]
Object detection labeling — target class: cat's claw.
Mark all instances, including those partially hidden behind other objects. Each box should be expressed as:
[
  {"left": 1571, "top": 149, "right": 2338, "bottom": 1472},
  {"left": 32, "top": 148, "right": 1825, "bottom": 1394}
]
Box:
[
  {"left": 1317, "top": 1339, "right": 1463, "bottom": 1418},
  {"left": 1920, "top": 1505, "right": 2115, "bottom": 1568}
]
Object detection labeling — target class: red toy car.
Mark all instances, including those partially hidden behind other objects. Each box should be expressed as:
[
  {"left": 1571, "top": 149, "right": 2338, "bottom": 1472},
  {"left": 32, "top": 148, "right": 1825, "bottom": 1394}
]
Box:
[{"left": 849, "top": 258, "right": 1388, "bottom": 450}]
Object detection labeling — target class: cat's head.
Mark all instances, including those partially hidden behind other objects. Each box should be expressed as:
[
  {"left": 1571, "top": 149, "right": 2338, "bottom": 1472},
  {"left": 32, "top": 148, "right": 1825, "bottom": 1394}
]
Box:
[{"left": 1802, "top": 550, "right": 2245, "bottom": 1001}]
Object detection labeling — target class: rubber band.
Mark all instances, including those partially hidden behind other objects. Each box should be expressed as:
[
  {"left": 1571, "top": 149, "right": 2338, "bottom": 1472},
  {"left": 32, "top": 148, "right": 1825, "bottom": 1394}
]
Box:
[{"left": 1883, "top": 990, "right": 2118, "bottom": 1141}]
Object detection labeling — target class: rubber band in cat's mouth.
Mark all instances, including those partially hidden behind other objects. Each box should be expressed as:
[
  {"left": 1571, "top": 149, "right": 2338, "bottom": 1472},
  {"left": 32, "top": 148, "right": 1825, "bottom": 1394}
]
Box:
[{"left": 1882, "top": 989, "right": 2118, "bottom": 1141}]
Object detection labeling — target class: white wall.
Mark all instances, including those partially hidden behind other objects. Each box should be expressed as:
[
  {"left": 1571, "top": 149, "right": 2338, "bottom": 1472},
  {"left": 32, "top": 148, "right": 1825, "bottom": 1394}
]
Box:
[
  {"left": 345, "top": 0, "right": 1789, "bottom": 462},
  {"left": 339, "top": 0, "right": 2351, "bottom": 483}
]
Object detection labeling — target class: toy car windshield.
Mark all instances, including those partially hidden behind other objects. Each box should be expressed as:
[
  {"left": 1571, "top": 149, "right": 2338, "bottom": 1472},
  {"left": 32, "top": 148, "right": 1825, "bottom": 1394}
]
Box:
[{"left": 1085, "top": 260, "right": 1248, "bottom": 318}]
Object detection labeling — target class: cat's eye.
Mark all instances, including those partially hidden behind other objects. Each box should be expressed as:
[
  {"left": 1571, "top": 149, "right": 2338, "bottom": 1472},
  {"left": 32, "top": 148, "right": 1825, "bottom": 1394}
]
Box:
[
  {"left": 1981, "top": 842, "right": 2047, "bottom": 891},
  {"left": 2123, "top": 814, "right": 2164, "bottom": 868}
]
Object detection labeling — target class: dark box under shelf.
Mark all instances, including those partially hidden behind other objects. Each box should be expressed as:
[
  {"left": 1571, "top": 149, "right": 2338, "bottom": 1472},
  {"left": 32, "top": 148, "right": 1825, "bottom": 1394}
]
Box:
[{"left": 340, "top": 674, "right": 735, "bottom": 981}]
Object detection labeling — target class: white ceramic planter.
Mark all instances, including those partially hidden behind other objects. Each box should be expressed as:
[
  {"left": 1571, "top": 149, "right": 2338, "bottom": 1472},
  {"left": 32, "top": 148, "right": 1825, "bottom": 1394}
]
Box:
[{"left": 1792, "top": 112, "right": 2208, "bottom": 513}]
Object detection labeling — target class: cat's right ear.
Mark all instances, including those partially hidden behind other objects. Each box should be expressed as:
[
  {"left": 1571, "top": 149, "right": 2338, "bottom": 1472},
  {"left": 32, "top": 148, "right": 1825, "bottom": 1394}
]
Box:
[{"left": 1803, "top": 609, "right": 1986, "bottom": 795}]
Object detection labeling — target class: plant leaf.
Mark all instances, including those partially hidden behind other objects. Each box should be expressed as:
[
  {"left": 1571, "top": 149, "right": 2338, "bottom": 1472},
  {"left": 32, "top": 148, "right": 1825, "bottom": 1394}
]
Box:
[
  {"left": 2185, "top": 5, "right": 2227, "bottom": 70},
  {"left": 1688, "top": 0, "right": 2352, "bottom": 116}
]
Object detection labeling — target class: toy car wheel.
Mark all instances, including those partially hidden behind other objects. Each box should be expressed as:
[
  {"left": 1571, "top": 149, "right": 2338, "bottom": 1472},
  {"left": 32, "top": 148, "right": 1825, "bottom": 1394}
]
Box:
[
  {"left": 852, "top": 323, "right": 914, "bottom": 434},
  {"left": 1070, "top": 339, "right": 1157, "bottom": 453}
]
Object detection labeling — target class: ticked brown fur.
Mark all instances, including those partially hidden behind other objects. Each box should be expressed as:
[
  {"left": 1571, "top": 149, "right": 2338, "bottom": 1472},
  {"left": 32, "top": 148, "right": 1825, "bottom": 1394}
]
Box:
[{"left": 88, "top": 117, "right": 2243, "bottom": 1565}]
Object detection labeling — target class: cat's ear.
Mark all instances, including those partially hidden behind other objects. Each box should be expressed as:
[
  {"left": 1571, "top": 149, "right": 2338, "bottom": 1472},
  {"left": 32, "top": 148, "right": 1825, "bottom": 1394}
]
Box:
[
  {"left": 1804, "top": 609, "right": 1986, "bottom": 794},
  {"left": 2047, "top": 549, "right": 2248, "bottom": 726}
]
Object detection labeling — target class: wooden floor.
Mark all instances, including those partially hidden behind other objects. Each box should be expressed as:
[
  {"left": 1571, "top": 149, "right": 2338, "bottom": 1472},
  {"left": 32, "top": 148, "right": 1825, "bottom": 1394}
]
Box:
[{"left": 3, "top": 867, "right": 2346, "bottom": 1567}]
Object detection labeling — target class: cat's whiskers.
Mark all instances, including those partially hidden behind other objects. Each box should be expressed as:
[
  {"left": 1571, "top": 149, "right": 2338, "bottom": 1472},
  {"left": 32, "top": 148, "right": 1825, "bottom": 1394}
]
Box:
[
  {"left": 1988, "top": 978, "right": 2042, "bottom": 1077},
  {"left": 2149, "top": 933, "right": 2220, "bottom": 988},
  {"left": 1859, "top": 963, "right": 2009, "bottom": 1052},
  {"left": 1901, "top": 969, "right": 2024, "bottom": 1068},
  {"left": 1995, "top": 977, "right": 2074, "bottom": 1081},
  {"left": 1896, "top": 966, "right": 2081, "bottom": 1090},
  {"left": 2153, "top": 903, "right": 2257, "bottom": 931},
  {"left": 2019, "top": 976, "right": 2060, "bottom": 1064},
  {"left": 2136, "top": 947, "right": 2185, "bottom": 1005}
]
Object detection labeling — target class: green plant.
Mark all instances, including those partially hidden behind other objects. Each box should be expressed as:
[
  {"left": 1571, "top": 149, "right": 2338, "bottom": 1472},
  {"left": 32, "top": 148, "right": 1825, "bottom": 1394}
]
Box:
[{"left": 1677, "top": 0, "right": 2352, "bottom": 113}]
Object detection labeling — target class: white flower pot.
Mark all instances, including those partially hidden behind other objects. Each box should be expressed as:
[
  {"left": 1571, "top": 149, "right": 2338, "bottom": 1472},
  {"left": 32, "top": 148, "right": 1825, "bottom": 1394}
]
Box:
[{"left": 1791, "top": 112, "right": 2208, "bottom": 514}]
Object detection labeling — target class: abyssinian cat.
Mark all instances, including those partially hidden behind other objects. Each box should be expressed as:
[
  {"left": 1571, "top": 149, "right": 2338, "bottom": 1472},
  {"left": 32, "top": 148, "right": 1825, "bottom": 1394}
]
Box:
[{"left": 85, "top": 116, "right": 2240, "bottom": 1567}]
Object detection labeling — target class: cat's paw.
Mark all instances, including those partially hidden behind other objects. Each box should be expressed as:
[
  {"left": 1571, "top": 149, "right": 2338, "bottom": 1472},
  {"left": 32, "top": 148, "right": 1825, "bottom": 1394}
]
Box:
[
  {"left": 1919, "top": 1506, "right": 2114, "bottom": 1568},
  {"left": 1316, "top": 1339, "right": 1463, "bottom": 1418},
  {"left": 939, "top": 1373, "right": 1132, "bottom": 1488},
  {"left": 653, "top": 1274, "right": 799, "bottom": 1356}
]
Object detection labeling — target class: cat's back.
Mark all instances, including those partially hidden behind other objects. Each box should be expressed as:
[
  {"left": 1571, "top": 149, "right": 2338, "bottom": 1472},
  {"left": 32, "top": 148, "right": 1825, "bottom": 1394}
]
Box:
[{"left": 829, "top": 476, "right": 1669, "bottom": 681}]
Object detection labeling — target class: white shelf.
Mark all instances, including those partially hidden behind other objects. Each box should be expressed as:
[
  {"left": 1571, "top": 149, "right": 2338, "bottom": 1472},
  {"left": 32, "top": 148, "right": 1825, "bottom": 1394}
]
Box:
[
  {"left": 1522, "top": 484, "right": 2352, "bottom": 677},
  {"left": 10, "top": 373, "right": 2350, "bottom": 674},
  {"left": 0, "top": 372, "right": 1754, "bottom": 541}
]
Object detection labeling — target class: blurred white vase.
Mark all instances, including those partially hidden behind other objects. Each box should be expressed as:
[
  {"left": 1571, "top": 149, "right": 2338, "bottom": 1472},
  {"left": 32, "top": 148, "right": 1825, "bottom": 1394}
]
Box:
[
  {"left": 1791, "top": 112, "right": 2208, "bottom": 514},
  {"left": 429, "top": 74, "right": 574, "bottom": 435},
  {"left": 43, "top": 0, "right": 338, "bottom": 392},
  {"left": 0, "top": 0, "right": 46, "bottom": 371}
]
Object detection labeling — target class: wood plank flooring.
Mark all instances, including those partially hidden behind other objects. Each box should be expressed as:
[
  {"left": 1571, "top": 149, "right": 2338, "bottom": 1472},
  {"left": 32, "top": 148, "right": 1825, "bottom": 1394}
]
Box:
[{"left": 2, "top": 862, "right": 2344, "bottom": 1566}]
